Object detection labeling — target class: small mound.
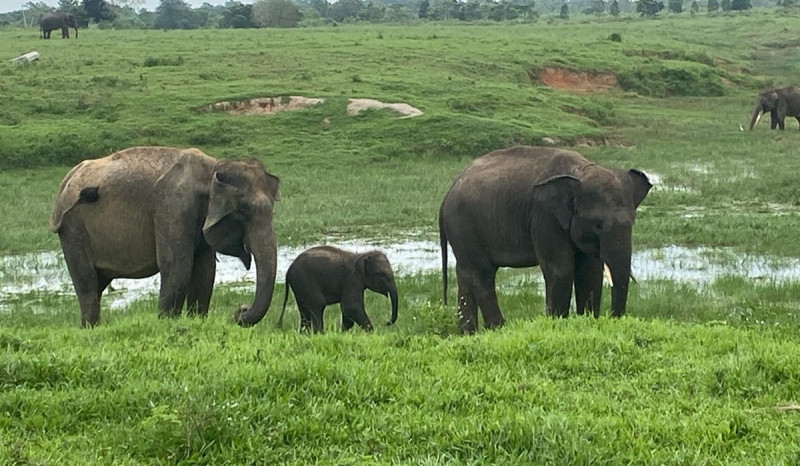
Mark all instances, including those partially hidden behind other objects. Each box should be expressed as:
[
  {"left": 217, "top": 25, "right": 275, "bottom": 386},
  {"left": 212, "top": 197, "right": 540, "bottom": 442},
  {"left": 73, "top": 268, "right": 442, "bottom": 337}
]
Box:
[
  {"left": 207, "top": 96, "right": 325, "bottom": 115},
  {"left": 347, "top": 99, "right": 423, "bottom": 118},
  {"left": 535, "top": 68, "right": 618, "bottom": 93}
]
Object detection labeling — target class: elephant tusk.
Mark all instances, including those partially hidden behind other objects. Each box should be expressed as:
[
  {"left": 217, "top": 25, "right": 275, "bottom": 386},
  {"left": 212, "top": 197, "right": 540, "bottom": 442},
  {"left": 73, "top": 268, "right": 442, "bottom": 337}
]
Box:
[
  {"left": 603, "top": 263, "right": 613, "bottom": 287},
  {"left": 603, "top": 263, "right": 638, "bottom": 286},
  {"left": 754, "top": 111, "right": 762, "bottom": 128}
]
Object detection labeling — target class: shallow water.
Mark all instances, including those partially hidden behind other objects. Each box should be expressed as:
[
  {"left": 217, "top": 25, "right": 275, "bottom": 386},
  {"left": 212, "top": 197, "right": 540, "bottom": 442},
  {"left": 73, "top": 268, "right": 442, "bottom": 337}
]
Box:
[{"left": 2, "top": 241, "right": 800, "bottom": 309}]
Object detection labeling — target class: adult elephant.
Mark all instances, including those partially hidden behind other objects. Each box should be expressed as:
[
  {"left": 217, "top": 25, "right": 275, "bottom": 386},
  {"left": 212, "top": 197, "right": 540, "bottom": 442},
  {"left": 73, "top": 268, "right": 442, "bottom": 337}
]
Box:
[
  {"left": 50, "top": 146, "right": 280, "bottom": 328},
  {"left": 39, "top": 11, "right": 78, "bottom": 39},
  {"left": 439, "top": 145, "right": 651, "bottom": 334},
  {"left": 749, "top": 86, "right": 800, "bottom": 130}
]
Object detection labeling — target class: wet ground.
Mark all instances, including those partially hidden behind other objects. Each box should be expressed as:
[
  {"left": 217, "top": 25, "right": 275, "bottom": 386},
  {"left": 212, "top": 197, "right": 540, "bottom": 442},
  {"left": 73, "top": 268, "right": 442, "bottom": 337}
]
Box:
[{"left": 2, "top": 240, "right": 800, "bottom": 309}]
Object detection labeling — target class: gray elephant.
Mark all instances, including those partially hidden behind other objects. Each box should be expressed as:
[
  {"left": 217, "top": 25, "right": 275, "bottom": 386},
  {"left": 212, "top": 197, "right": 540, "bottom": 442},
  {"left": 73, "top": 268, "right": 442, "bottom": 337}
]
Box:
[
  {"left": 439, "top": 145, "right": 651, "bottom": 334},
  {"left": 277, "top": 246, "right": 399, "bottom": 333},
  {"left": 39, "top": 11, "right": 78, "bottom": 39},
  {"left": 50, "top": 146, "right": 280, "bottom": 328},
  {"left": 749, "top": 86, "right": 800, "bottom": 130}
]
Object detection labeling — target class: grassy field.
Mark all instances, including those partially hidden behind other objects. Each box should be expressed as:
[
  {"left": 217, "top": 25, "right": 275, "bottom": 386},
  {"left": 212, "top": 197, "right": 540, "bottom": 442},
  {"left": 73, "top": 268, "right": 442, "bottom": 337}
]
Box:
[{"left": 3, "top": 12, "right": 800, "bottom": 463}]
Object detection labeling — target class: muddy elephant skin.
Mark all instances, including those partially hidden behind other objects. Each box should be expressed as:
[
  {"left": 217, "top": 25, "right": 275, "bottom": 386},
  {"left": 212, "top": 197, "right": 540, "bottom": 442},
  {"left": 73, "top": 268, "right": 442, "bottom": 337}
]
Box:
[
  {"left": 439, "top": 145, "right": 651, "bottom": 334},
  {"left": 277, "top": 246, "right": 399, "bottom": 333},
  {"left": 50, "top": 146, "right": 280, "bottom": 328}
]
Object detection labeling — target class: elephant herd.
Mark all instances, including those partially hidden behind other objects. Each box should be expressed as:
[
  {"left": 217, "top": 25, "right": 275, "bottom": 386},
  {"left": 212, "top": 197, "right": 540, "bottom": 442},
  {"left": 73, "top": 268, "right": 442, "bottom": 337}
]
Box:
[
  {"left": 50, "top": 84, "right": 790, "bottom": 332},
  {"left": 50, "top": 144, "right": 651, "bottom": 333}
]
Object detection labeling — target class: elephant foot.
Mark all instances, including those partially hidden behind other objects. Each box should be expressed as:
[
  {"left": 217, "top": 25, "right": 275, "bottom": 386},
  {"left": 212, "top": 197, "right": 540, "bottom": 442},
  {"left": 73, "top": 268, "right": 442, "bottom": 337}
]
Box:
[
  {"left": 483, "top": 316, "right": 505, "bottom": 330},
  {"left": 158, "top": 309, "right": 181, "bottom": 319}
]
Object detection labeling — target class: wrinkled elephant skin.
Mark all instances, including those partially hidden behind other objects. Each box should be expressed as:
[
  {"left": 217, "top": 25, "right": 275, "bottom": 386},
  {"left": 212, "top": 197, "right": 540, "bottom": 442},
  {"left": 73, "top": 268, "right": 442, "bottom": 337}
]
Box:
[
  {"left": 439, "top": 145, "right": 651, "bottom": 333},
  {"left": 50, "top": 146, "right": 280, "bottom": 328}
]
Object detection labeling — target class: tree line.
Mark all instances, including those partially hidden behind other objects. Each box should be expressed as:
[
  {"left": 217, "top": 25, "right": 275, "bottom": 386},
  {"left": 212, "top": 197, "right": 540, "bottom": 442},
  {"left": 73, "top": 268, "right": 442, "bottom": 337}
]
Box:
[{"left": 0, "top": 0, "right": 782, "bottom": 29}]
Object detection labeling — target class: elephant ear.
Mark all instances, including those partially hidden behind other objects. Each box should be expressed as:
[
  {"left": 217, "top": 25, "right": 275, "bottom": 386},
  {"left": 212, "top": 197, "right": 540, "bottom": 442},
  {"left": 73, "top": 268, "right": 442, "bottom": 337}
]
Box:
[
  {"left": 531, "top": 175, "right": 580, "bottom": 231},
  {"left": 627, "top": 169, "right": 652, "bottom": 208},
  {"left": 265, "top": 173, "right": 281, "bottom": 202},
  {"left": 355, "top": 253, "right": 372, "bottom": 281},
  {"left": 203, "top": 172, "right": 242, "bottom": 232}
]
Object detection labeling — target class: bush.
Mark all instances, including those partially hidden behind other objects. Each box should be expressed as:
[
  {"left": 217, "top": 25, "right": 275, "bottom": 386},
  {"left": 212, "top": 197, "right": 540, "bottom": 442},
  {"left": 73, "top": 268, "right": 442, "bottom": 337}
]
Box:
[
  {"left": 143, "top": 56, "right": 184, "bottom": 67},
  {"left": 617, "top": 63, "right": 725, "bottom": 97},
  {"left": 609, "top": 32, "right": 622, "bottom": 42}
]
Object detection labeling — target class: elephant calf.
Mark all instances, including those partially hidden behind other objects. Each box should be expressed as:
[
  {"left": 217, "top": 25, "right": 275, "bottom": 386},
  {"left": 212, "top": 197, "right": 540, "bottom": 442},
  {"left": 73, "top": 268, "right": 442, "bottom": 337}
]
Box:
[{"left": 277, "top": 246, "right": 399, "bottom": 333}]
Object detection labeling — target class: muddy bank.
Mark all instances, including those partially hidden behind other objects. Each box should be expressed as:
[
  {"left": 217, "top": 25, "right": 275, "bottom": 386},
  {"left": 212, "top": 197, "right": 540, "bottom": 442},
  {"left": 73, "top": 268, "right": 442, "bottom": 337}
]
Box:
[{"left": 2, "top": 242, "right": 799, "bottom": 309}]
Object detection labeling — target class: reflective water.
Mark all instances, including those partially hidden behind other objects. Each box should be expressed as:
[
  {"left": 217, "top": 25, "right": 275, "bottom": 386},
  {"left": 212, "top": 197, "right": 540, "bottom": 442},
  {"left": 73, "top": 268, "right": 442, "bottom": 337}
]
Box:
[{"left": 2, "top": 241, "right": 800, "bottom": 309}]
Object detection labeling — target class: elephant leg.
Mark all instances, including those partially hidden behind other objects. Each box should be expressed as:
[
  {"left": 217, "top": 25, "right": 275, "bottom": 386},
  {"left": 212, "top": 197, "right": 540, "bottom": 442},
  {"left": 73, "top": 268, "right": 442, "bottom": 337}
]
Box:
[
  {"left": 296, "top": 294, "right": 325, "bottom": 333},
  {"left": 770, "top": 111, "right": 778, "bottom": 129},
  {"left": 472, "top": 267, "right": 504, "bottom": 330},
  {"left": 342, "top": 305, "right": 373, "bottom": 332},
  {"left": 540, "top": 258, "right": 575, "bottom": 318},
  {"left": 455, "top": 263, "right": 480, "bottom": 334},
  {"left": 795, "top": 116, "right": 800, "bottom": 130},
  {"left": 186, "top": 248, "right": 216, "bottom": 317},
  {"left": 59, "top": 232, "right": 103, "bottom": 328},
  {"left": 574, "top": 253, "right": 603, "bottom": 318},
  {"left": 156, "top": 245, "right": 195, "bottom": 318},
  {"left": 342, "top": 310, "right": 356, "bottom": 331}
]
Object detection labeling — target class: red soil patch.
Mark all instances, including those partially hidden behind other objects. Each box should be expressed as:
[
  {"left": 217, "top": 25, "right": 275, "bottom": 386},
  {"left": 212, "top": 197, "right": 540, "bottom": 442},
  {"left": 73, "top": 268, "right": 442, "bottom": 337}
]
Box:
[{"left": 534, "top": 67, "right": 618, "bottom": 93}]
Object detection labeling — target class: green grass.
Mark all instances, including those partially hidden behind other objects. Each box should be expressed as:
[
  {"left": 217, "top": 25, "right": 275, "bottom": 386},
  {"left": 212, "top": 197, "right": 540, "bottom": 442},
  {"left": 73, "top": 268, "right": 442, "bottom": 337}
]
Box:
[{"left": 5, "top": 12, "right": 800, "bottom": 464}]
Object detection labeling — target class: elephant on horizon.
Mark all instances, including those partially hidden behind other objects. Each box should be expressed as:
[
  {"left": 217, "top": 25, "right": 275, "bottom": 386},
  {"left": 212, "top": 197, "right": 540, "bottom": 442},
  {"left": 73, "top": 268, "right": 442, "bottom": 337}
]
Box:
[
  {"left": 50, "top": 146, "right": 281, "bottom": 328},
  {"left": 439, "top": 145, "right": 652, "bottom": 334},
  {"left": 277, "top": 246, "right": 399, "bottom": 333},
  {"left": 39, "top": 11, "right": 78, "bottom": 39},
  {"left": 749, "top": 86, "right": 800, "bottom": 130}
]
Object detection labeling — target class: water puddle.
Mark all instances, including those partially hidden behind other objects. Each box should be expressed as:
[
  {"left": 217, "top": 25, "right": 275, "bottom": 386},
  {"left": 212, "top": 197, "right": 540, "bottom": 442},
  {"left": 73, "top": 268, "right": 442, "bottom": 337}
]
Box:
[{"left": 2, "top": 241, "right": 800, "bottom": 309}]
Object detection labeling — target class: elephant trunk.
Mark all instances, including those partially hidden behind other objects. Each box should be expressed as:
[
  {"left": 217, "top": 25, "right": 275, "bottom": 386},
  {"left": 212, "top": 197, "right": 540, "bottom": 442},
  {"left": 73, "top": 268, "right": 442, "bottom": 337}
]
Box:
[
  {"left": 749, "top": 102, "right": 763, "bottom": 130},
  {"left": 602, "top": 234, "right": 632, "bottom": 318},
  {"left": 234, "top": 226, "right": 277, "bottom": 327},
  {"left": 386, "top": 282, "right": 398, "bottom": 326}
]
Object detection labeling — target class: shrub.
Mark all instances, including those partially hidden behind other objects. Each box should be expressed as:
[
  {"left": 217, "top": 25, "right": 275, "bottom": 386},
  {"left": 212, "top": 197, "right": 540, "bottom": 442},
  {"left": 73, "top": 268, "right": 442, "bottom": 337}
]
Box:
[{"left": 609, "top": 32, "right": 622, "bottom": 42}]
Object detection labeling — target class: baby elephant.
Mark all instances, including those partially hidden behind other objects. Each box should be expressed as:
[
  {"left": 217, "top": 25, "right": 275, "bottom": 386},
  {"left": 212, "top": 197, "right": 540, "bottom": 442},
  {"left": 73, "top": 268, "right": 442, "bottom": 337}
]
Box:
[{"left": 278, "top": 246, "right": 399, "bottom": 333}]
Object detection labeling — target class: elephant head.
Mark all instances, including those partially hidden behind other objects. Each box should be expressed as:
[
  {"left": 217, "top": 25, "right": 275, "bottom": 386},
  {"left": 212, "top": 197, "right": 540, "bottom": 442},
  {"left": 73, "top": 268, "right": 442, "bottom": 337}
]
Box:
[
  {"left": 749, "top": 89, "right": 780, "bottom": 130},
  {"left": 202, "top": 159, "right": 281, "bottom": 327},
  {"left": 356, "top": 251, "right": 398, "bottom": 325},
  {"left": 534, "top": 168, "right": 651, "bottom": 316}
]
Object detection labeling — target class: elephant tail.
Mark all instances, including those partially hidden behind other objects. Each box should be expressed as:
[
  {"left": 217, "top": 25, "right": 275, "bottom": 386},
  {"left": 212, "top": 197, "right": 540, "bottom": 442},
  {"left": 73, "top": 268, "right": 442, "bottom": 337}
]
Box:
[
  {"left": 276, "top": 281, "right": 291, "bottom": 328},
  {"left": 439, "top": 205, "right": 448, "bottom": 306},
  {"left": 50, "top": 186, "right": 100, "bottom": 233}
]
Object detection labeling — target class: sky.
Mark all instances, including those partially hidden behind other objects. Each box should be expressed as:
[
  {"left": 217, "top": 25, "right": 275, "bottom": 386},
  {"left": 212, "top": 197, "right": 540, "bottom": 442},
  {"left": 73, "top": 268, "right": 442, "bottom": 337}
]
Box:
[{"left": 0, "top": 0, "right": 244, "bottom": 14}]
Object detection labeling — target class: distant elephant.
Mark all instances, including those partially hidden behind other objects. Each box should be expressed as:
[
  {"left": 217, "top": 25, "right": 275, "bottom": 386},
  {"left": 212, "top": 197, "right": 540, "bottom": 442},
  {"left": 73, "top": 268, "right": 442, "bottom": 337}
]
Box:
[
  {"left": 439, "top": 145, "right": 652, "bottom": 334},
  {"left": 39, "top": 11, "right": 78, "bottom": 39},
  {"left": 749, "top": 86, "right": 800, "bottom": 130},
  {"left": 50, "top": 146, "right": 281, "bottom": 328},
  {"left": 277, "top": 246, "right": 399, "bottom": 333}
]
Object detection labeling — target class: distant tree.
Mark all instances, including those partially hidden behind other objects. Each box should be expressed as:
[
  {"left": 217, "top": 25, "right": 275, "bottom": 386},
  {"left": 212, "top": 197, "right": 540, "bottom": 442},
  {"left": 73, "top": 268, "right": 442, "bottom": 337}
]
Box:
[
  {"left": 559, "top": 2, "right": 569, "bottom": 17},
  {"left": 636, "top": 0, "right": 664, "bottom": 15},
  {"left": 253, "top": 0, "right": 301, "bottom": 26},
  {"left": 593, "top": 0, "right": 606, "bottom": 12},
  {"left": 386, "top": 3, "right": 411, "bottom": 20},
  {"left": 730, "top": 0, "right": 751, "bottom": 8},
  {"left": 707, "top": 0, "right": 719, "bottom": 9},
  {"left": 82, "top": 0, "right": 114, "bottom": 22},
  {"left": 418, "top": 0, "right": 430, "bottom": 17},
  {"left": 668, "top": 0, "right": 682, "bottom": 12},
  {"left": 154, "top": 0, "right": 201, "bottom": 28},
  {"left": 721, "top": 0, "right": 731, "bottom": 8},
  {"left": 357, "top": 1, "right": 384, "bottom": 21},
  {"left": 609, "top": 0, "right": 621, "bottom": 14},
  {"left": 218, "top": 2, "right": 253, "bottom": 27},
  {"left": 307, "top": 0, "right": 328, "bottom": 16},
  {"left": 328, "top": 0, "right": 362, "bottom": 21},
  {"left": 137, "top": 7, "right": 156, "bottom": 26},
  {"left": 690, "top": 0, "right": 699, "bottom": 11}
]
